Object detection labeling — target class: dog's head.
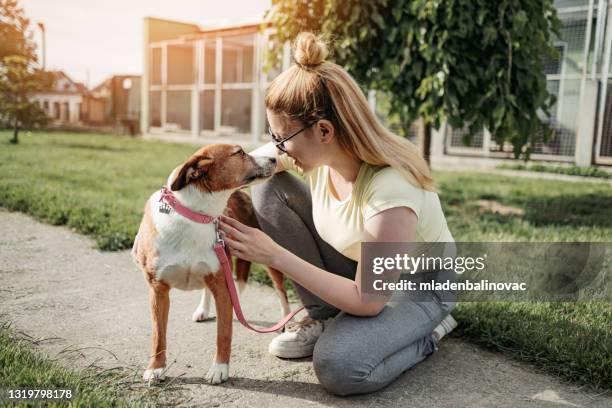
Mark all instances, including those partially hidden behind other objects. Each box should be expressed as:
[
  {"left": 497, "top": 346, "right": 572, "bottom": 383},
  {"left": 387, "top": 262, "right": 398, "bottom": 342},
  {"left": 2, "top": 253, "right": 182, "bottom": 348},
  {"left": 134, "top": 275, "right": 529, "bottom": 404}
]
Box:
[{"left": 170, "top": 144, "right": 276, "bottom": 192}]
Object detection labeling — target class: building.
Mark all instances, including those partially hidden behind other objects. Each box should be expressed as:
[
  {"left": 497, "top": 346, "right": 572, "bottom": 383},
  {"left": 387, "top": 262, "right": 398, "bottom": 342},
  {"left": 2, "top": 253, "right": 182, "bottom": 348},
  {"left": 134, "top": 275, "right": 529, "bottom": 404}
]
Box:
[
  {"left": 142, "top": 0, "right": 612, "bottom": 167},
  {"left": 34, "top": 70, "right": 84, "bottom": 124},
  {"left": 141, "top": 17, "right": 283, "bottom": 144},
  {"left": 33, "top": 71, "right": 141, "bottom": 132},
  {"left": 33, "top": 70, "right": 105, "bottom": 125},
  {"left": 91, "top": 75, "right": 141, "bottom": 134},
  {"left": 432, "top": 0, "right": 612, "bottom": 167}
]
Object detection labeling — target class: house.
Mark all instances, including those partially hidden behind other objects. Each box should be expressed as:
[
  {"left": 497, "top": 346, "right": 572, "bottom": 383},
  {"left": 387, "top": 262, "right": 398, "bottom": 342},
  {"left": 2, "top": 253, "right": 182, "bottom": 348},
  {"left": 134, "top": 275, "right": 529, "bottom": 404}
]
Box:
[
  {"left": 33, "top": 70, "right": 105, "bottom": 126},
  {"left": 142, "top": 0, "right": 612, "bottom": 167},
  {"left": 90, "top": 75, "right": 141, "bottom": 134}
]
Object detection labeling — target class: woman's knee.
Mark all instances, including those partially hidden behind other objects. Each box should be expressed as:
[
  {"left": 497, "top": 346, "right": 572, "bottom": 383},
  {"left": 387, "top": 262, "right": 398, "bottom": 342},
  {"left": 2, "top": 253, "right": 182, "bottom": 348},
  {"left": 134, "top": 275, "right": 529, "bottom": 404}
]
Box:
[
  {"left": 251, "top": 172, "right": 306, "bottom": 210},
  {"left": 251, "top": 172, "right": 284, "bottom": 208},
  {"left": 313, "top": 347, "right": 373, "bottom": 396}
]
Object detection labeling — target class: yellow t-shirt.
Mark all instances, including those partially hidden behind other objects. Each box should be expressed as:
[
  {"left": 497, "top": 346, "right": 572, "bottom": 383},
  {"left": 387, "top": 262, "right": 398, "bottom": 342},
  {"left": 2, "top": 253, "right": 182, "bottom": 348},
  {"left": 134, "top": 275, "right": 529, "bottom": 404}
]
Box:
[{"left": 278, "top": 154, "right": 455, "bottom": 261}]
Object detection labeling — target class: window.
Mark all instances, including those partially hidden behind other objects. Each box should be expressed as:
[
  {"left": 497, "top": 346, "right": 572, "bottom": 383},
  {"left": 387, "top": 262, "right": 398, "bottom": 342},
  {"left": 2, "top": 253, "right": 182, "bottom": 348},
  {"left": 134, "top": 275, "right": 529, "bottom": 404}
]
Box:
[
  {"left": 168, "top": 43, "right": 194, "bottom": 85},
  {"left": 543, "top": 43, "right": 566, "bottom": 76},
  {"left": 449, "top": 125, "right": 484, "bottom": 149},
  {"left": 150, "top": 91, "right": 161, "bottom": 127},
  {"left": 199, "top": 90, "right": 215, "bottom": 131},
  {"left": 166, "top": 91, "right": 191, "bottom": 131},
  {"left": 221, "top": 89, "right": 251, "bottom": 134},
  {"left": 203, "top": 40, "right": 216, "bottom": 84},
  {"left": 222, "top": 35, "right": 254, "bottom": 83},
  {"left": 151, "top": 47, "right": 162, "bottom": 85}
]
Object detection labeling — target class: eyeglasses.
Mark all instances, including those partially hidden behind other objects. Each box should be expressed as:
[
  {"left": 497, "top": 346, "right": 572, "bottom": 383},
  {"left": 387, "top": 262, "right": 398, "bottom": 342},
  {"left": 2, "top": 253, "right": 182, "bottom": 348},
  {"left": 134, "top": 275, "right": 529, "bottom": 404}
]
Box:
[{"left": 268, "top": 123, "right": 313, "bottom": 153}]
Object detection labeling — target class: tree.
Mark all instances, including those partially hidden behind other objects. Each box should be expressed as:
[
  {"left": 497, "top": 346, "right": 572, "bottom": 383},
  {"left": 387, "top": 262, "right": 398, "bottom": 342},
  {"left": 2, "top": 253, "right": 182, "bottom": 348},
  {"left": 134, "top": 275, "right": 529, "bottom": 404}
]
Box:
[
  {"left": 0, "top": 0, "right": 36, "bottom": 61},
  {"left": 0, "top": 0, "right": 47, "bottom": 143},
  {"left": 0, "top": 55, "right": 48, "bottom": 143},
  {"left": 265, "top": 0, "right": 561, "bottom": 161}
]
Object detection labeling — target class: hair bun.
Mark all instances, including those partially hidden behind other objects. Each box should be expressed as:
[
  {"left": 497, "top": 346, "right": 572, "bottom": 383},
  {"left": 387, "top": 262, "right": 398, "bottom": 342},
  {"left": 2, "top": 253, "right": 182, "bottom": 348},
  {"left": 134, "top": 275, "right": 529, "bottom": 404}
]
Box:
[{"left": 293, "top": 32, "right": 328, "bottom": 68}]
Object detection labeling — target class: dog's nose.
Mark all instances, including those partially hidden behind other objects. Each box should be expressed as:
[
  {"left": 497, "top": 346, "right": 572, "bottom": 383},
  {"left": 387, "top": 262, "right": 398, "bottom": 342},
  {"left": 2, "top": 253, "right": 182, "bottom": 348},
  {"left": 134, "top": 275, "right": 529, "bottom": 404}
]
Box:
[{"left": 270, "top": 157, "right": 276, "bottom": 165}]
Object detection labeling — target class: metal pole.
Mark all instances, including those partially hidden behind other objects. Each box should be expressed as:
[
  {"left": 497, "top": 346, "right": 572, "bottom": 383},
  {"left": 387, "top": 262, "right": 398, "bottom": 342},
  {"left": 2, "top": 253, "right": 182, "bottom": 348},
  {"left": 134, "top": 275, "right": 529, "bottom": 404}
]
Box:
[
  {"left": 37, "top": 22, "right": 45, "bottom": 70},
  {"left": 592, "top": 0, "right": 607, "bottom": 78},
  {"left": 594, "top": 1, "right": 612, "bottom": 163}
]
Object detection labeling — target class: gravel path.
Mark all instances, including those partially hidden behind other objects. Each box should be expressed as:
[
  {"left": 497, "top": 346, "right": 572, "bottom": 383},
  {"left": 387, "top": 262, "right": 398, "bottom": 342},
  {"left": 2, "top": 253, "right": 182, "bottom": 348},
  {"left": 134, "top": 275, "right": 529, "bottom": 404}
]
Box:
[{"left": 1, "top": 208, "right": 610, "bottom": 407}]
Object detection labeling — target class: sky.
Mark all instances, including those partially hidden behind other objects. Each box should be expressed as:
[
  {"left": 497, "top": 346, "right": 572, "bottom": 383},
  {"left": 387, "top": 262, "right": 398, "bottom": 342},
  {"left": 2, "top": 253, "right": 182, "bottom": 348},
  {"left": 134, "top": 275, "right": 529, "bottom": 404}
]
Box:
[{"left": 19, "top": 0, "right": 271, "bottom": 88}]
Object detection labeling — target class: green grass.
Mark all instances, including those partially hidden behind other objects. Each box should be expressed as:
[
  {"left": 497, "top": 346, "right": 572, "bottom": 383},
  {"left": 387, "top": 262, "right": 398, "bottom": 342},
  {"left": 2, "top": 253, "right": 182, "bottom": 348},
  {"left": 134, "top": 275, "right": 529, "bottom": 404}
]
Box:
[
  {"left": 0, "top": 321, "right": 148, "bottom": 407},
  {"left": 497, "top": 162, "right": 612, "bottom": 179},
  {"left": 0, "top": 131, "right": 195, "bottom": 250},
  {"left": 1, "top": 131, "right": 612, "bottom": 392},
  {"left": 431, "top": 172, "right": 612, "bottom": 389}
]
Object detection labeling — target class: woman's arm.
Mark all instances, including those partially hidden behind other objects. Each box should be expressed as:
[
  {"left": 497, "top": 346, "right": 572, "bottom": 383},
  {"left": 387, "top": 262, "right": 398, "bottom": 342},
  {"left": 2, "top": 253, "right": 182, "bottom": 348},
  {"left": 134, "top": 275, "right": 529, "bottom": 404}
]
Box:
[{"left": 219, "top": 206, "right": 418, "bottom": 317}]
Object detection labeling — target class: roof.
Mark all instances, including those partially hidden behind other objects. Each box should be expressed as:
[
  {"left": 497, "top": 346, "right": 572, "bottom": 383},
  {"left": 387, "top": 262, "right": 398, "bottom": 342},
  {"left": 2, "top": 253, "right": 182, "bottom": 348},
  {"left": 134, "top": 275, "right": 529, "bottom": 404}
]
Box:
[
  {"left": 148, "top": 15, "right": 270, "bottom": 42},
  {"left": 90, "top": 75, "right": 141, "bottom": 99},
  {"left": 40, "top": 71, "right": 88, "bottom": 95}
]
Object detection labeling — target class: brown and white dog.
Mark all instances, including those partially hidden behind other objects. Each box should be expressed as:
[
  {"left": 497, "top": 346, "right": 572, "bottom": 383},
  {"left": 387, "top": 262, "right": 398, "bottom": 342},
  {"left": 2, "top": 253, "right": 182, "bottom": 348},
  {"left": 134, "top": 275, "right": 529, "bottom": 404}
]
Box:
[
  {"left": 191, "top": 190, "right": 292, "bottom": 324},
  {"left": 131, "top": 143, "right": 285, "bottom": 384}
]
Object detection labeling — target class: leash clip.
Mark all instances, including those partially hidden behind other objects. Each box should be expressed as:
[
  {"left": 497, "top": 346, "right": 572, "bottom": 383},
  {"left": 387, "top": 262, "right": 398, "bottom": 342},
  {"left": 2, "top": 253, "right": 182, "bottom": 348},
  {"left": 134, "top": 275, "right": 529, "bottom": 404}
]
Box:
[{"left": 214, "top": 218, "right": 225, "bottom": 247}]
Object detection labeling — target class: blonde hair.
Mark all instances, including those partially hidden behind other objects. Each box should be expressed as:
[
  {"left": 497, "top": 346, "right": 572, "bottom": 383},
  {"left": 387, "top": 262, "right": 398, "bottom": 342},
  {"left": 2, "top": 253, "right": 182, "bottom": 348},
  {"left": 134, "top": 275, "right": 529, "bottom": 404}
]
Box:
[{"left": 265, "top": 32, "right": 436, "bottom": 191}]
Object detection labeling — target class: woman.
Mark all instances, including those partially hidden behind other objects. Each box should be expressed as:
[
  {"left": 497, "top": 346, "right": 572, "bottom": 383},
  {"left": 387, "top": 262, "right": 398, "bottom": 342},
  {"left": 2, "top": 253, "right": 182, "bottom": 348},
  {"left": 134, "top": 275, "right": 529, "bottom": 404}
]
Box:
[{"left": 218, "top": 32, "right": 457, "bottom": 396}]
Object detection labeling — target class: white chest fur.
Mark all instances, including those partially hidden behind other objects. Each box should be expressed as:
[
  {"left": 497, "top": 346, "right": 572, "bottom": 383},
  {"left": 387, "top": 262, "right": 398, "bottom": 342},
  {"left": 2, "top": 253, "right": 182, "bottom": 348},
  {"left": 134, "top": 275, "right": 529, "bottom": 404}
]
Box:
[{"left": 148, "top": 183, "right": 231, "bottom": 291}]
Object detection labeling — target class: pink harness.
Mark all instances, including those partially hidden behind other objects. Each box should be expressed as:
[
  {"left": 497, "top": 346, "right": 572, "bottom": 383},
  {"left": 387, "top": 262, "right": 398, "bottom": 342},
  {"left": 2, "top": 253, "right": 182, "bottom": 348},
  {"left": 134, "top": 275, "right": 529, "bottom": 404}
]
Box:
[{"left": 159, "top": 187, "right": 304, "bottom": 333}]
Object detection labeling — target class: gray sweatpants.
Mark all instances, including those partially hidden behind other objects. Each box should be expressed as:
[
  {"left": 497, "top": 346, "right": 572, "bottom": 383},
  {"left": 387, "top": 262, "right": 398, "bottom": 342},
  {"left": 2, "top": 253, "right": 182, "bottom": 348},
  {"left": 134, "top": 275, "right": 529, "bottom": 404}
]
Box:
[{"left": 251, "top": 172, "right": 456, "bottom": 396}]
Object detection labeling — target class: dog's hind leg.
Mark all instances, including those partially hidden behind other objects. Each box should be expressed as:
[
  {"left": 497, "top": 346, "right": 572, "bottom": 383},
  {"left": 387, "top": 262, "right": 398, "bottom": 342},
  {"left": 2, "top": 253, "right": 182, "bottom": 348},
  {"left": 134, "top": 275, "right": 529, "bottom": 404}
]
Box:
[
  {"left": 203, "top": 271, "right": 232, "bottom": 384},
  {"left": 143, "top": 281, "right": 170, "bottom": 383},
  {"left": 268, "top": 267, "right": 291, "bottom": 321},
  {"left": 235, "top": 258, "right": 250, "bottom": 295},
  {"left": 192, "top": 288, "right": 213, "bottom": 322}
]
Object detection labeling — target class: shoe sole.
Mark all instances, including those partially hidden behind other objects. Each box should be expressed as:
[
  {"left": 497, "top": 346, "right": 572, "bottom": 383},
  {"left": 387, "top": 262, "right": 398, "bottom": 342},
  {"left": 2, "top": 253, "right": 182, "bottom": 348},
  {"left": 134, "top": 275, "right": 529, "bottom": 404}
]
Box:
[
  {"left": 441, "top": 314, "right": 458, "bottom": 332},
  {"left": 268, "top": 342, "right": 316, "bottom": 359}
]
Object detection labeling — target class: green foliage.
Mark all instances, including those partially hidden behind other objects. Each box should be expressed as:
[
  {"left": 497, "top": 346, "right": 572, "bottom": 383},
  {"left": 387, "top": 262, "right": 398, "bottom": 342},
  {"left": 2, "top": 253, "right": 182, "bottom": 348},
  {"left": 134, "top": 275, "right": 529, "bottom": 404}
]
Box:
[
  {"left": 498, "top": 163, "right": 612, "bottom": 179},
  {"left": 0, "top": 322, "right": 144, "bottom": 406},
  {"left": 265, "top": 0, "right": 561, "bottom": 159},
  {"left": 452, "top": 302, "right": 612, "bottom": 390},
  {"left": 0, "top": 0, "right": 49, "bottom": 142},
  {"left": 0, "top": 55, "right": 48, "bottom": 142},
  {"left": 0, "top": 0, "right": 37, "bottom": 61},
  {"left": 0, "top": 131, "right": 198, "bottom": 250}
]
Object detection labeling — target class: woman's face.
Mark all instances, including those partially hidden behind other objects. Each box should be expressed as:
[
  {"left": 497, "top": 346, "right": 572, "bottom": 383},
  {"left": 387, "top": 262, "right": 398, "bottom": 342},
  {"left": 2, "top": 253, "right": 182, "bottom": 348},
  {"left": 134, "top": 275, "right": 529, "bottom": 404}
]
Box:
[{"left": 266, "top": 110, "right": 328, "bottom": 173}]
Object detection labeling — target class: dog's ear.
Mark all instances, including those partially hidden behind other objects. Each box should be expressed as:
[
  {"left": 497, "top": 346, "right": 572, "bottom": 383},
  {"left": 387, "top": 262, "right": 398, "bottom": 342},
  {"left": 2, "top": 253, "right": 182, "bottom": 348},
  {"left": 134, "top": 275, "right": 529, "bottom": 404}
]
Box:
[{"left": 170, "top": 155, "right": 213, "bottom": 191}]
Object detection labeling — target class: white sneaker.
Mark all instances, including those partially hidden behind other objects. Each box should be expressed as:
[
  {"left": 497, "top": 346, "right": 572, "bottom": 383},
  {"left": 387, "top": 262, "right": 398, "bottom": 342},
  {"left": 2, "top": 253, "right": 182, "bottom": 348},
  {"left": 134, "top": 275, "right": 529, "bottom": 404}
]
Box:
[
  {"left": 268, "top": 315, "right": 332, "bottom": 358},
  {"left": 432, "top": 314, "right": 458, "bottom": 342}
]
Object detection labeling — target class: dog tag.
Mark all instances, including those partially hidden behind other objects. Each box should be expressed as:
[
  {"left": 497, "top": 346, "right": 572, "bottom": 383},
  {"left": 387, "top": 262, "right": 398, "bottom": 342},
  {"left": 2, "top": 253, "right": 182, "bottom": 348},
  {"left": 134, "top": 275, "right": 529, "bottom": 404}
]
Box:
[{"left": 159, "top": 202, "right": 172, "bottom": 214}]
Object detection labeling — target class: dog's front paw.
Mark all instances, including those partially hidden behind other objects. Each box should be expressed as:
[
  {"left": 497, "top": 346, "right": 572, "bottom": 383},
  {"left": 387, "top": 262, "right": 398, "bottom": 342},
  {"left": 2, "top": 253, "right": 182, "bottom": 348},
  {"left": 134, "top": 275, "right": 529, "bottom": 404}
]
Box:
[
  {"left": 192, "top": 306, "right": 211, "bottom": 322},
  {"left": 206, "top": 363, "right": 229, "bottom": 384},
  {"left": 143, "top": 367, "right": 166, "bottom": 384}
]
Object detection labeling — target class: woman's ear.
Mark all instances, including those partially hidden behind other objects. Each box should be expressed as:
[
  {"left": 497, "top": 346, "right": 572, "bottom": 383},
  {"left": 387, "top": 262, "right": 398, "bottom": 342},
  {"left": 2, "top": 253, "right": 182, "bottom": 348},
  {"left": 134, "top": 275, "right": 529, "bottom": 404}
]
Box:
[
  {"left": 317, "top": 119, "right": 334, "bottom": 144},
  {"left": 170, "top": 155, "right": 213, "bottom": 191}
]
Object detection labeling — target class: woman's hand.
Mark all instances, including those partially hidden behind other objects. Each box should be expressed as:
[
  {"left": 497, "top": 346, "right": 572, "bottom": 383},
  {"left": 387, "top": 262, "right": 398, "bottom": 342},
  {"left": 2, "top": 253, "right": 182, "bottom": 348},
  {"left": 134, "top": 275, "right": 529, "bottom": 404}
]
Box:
[{"left": 218, "top": 214, "right": 283, "bottom": 266}]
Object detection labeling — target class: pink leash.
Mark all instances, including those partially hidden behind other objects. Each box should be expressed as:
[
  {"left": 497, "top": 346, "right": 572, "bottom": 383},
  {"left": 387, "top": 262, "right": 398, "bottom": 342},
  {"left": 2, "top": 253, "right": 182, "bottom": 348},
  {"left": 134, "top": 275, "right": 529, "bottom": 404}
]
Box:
[{"left": 159, "top": 187, "right": 304, "bottom": 333}]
